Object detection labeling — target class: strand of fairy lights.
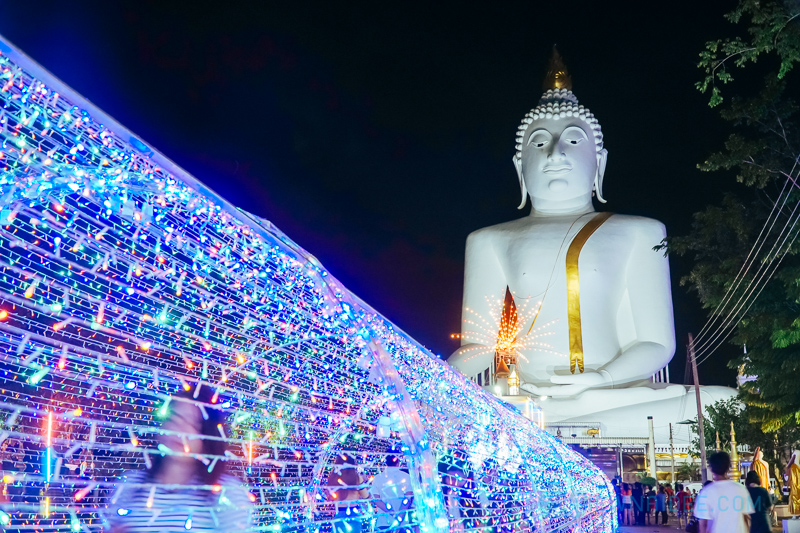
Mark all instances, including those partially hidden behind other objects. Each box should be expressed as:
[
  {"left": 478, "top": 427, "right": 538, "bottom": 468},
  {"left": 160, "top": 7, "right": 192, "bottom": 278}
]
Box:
[{"left": 0, "top": 258, "right": 369, "bottom": 407}]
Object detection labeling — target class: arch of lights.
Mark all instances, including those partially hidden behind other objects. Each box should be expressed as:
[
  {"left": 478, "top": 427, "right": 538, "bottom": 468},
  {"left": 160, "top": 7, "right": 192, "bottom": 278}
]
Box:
[{"left": 0, "top": 36, "right": 615, "bottom": 532}]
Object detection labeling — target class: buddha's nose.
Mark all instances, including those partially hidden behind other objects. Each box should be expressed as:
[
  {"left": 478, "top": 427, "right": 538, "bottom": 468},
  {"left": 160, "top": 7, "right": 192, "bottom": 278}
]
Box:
[{"left": 547, "top": 140, "right": 566, "bottom": 160}]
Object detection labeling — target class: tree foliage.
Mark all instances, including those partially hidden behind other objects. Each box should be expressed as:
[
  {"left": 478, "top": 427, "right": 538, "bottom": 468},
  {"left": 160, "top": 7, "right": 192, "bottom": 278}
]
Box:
[
  {"left": 638, "top": 476, "right": 657, "bottom": 488},
  {"left": 677, "top": 462, "right": 701, "bottom": 483},
  {"left": 692, "top": 399, "right": 800, "bottom": 483},
  {"left": 697, "top": 0, "right": 800, "bottom": 107},
  {"left": 668, "top": 0, "right": 800, "bottom": 434}
]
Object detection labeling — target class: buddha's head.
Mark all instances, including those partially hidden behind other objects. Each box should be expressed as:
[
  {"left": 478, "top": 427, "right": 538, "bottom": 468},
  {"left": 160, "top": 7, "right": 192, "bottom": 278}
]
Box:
[
  {"left": 513, "top": 52, "right": 607, "bottom": 212},
  {"left": 754, "top": 446, "right": 763, "bottom": 461}
]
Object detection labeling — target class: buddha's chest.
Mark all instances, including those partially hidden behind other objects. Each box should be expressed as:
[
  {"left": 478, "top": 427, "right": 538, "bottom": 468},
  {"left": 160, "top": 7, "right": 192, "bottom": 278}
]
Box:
[{"left": 497, "top": 221, "right": 629, "bottom": 301}]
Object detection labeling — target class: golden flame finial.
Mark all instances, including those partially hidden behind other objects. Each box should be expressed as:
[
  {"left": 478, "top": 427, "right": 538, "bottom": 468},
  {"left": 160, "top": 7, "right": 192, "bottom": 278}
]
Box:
[
  {"left": 495, "top": 287, "right": 517, "bottom": 377},
  {"left": 496, "top": 287, "right": 518, "bottom": 355},
  {"left": 542, "top": 46, "right": 572, "bottom": 92}
]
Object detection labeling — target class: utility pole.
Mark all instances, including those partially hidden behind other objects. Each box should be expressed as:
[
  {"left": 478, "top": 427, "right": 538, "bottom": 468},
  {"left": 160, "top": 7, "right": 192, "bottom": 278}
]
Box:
[
  {"left": 670, "top": 423, "right": 675, "bottom": 485},
  {"left": 689, "top": 334, "right": 708, "bottom": 483},
  {"left": 647, "top": 416, "right": 657, "bottom": 479}
]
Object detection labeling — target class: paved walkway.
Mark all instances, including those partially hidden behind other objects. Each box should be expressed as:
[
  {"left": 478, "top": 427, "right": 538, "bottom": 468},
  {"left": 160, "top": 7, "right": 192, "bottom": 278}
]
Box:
[
  {"left": 617, "top": 521, "right": 785, "bottom": 532},
  {"left": 617, "top": 524, "right": 685, "bottom": 532}
]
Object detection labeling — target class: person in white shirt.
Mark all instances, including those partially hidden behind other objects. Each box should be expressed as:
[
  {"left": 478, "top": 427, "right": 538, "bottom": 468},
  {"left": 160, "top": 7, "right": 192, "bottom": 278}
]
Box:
[{"left": 694, "top": 451, "right": 754, "bottom": 533}]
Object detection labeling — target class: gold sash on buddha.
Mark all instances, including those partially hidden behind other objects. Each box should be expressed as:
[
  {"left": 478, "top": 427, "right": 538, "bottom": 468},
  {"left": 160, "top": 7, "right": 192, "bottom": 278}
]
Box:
[{"left": 565, "top": 212, "right": 613, "bottom": 374}]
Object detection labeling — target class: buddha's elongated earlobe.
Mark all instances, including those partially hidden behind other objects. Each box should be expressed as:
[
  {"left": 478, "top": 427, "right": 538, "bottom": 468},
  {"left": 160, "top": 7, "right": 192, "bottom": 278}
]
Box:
[
  {"left": 514, "top": 157, "right": 528, "bottom": 209},
  {"left": 593, "top": 174, "right": 606, "bottom": 203},
  {"left": 593, "top": 149, "right": 608, "bottom": 204}
]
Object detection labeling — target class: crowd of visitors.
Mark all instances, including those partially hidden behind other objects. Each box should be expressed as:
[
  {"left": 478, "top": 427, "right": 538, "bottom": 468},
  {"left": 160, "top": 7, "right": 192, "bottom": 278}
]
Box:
[
  {"left": 612, "top": 451, "right": 778, "bottom": 533},
  {"left": 613, "top": 478, "right": 698, "bottom": 527},
  {"left": 102, "top": 380, "right": 785, "bottom": 533}
]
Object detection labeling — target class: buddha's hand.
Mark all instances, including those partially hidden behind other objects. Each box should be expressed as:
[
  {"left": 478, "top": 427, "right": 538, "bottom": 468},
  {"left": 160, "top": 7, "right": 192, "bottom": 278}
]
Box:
[
  {"left": 525, "top": 371, "right": 610, "bottom": 398},
  {"left": 534, "top": 342, "right": 671, "bottom": 398}
]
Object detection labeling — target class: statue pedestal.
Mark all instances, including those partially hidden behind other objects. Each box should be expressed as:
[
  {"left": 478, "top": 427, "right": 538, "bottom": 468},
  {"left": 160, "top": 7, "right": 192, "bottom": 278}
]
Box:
[{"left": 536, "top": 385, "right": 737, "bottom": 444}]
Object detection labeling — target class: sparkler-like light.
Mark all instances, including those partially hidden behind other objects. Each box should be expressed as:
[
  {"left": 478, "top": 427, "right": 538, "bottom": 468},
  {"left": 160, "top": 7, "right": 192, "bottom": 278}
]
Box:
[{"left": 457, "top": 287, "right": 564, "bottom": 366}]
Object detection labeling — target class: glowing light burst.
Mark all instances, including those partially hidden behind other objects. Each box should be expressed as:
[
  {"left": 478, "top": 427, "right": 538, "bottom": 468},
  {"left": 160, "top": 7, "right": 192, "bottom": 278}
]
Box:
[
  {"left": 458, "top": 292, "right": 565, "bottom": 364},
  {"left": 0, "top": 35, "right": 615, "bottom": 533}
]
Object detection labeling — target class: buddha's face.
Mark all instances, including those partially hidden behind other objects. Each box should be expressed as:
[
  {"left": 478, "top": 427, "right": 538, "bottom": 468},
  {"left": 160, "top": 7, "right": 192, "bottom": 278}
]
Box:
[{"left": 519, "top": 118, "right": 605, "bottom": 207}]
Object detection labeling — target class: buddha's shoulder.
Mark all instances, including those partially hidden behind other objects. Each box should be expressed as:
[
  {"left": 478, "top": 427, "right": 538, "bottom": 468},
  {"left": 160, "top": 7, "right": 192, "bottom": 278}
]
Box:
[
  {"left": 468, "top": 213, "right": 667, "bottom": 241},
  {"left": 603, "top": 213, "right": 666, "bottom": 228},
  {"left": 466, "top": 219, "right": 530, "bottom": 245},
  {"left": 604, "top": 214, "right": 667, "bottom": 238}
]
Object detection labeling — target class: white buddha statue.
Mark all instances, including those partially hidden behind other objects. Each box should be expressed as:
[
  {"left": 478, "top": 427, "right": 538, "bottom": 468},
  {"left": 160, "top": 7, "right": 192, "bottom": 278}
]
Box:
[{"left": 448, "top": 53, "right": 734, "bottom": 439}]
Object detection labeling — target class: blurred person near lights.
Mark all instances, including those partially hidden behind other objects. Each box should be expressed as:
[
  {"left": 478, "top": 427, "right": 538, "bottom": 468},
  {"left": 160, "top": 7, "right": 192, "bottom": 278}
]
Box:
[
  {"left": 369, "top": 451, "right": 413, "bottom": 531},
  {"left": 620, "top": 482, "right": 633, "bottom": 525},
  {"left": 631, "top": 481, "right": 644, "bottom": 525},
  {"left": 644, "top": 484, "right": 656, "bottom": 525},
  {"left": 105, "top": 384, "right": 253, "bottom": 532},
  {"left": 611, "top": 478, "right": 622, "bottom": 524},
  {"left": 676, "top": 483, "right": 691, "bottom": 529},
  {"left": 326, "top": 453, "right": 370, "bottom": 533},
  {"left": 655, "top": 485, "right": 668, "bottom": 524},
  {"left": 664, "top": 482, "right": 675, "bottom": 515}
]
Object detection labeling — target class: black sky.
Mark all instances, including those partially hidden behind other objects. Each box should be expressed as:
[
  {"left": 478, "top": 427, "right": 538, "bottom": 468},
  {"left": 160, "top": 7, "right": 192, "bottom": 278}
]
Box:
[{"left": 0, "top": 0, "right": 744, "bottom": 385}]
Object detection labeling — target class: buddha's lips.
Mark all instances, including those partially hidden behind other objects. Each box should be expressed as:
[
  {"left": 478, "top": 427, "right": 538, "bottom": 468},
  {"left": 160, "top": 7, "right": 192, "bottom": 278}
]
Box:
[{"left": 543, "top": 166, "right": 571, "bottom": 173}]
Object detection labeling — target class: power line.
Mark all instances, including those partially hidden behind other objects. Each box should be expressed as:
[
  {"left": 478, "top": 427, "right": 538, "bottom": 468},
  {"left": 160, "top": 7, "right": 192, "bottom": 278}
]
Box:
[
  {"left": 692, "top": 179, "right": 790, "bottom": 346},
  {"left": 691, "top": 162, "right": 800, "bottom": 366},
  {"left": 692, "top": 191, "right": 800, "bottom": 359},
  {"left": 694, "top": 213, "right": 800, "bottom": 366}
]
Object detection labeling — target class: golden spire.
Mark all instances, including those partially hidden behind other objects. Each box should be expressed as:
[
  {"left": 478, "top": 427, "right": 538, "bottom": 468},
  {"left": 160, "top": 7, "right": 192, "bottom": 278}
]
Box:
[
  {"left": 542, "top": 46, "right": 573, "bottom": 92},
  {"left": 730, "top": 421, "right": 739, "bottom": 479},
  {"left": 494, "top": 287, "right": 518, "bottom": 378},
  {"left": 495, "top": 357, "right": 510, "bottom": 378}
]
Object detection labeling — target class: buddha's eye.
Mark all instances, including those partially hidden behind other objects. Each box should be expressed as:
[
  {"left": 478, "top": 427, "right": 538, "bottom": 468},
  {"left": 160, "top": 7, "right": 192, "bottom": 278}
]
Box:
[
  {"left": 528, "top": 132, "right": 551, "bottom": 148},
  {"left": 562, "top": 127, "right": 588, "bottom": 146}
]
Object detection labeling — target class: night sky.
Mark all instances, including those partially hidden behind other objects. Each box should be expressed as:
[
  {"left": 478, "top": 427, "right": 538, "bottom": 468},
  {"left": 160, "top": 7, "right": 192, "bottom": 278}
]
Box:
[{"left": 0, "top": 1, "right": 743, "bottom": 386}]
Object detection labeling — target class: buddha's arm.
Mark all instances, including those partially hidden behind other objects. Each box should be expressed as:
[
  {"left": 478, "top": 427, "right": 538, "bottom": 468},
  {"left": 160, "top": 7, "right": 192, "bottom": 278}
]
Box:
[
  {"left": 605, "top": 220, "right": 676, "bottom": 383},
  {"left": 447, "top": 230, "right": 507, "bottom": 373},
  {"left": 584, "top": 220, "right": 675, "bottom": 385},
  {"left": 548, "top": 220, "right": 675, "bottom": 393}
]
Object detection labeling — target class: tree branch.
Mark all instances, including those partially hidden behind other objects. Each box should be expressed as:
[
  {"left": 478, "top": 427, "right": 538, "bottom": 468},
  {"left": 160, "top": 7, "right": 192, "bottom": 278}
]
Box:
[{"left": 712, "top": 47, "right": 757, "bottom": 76}]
